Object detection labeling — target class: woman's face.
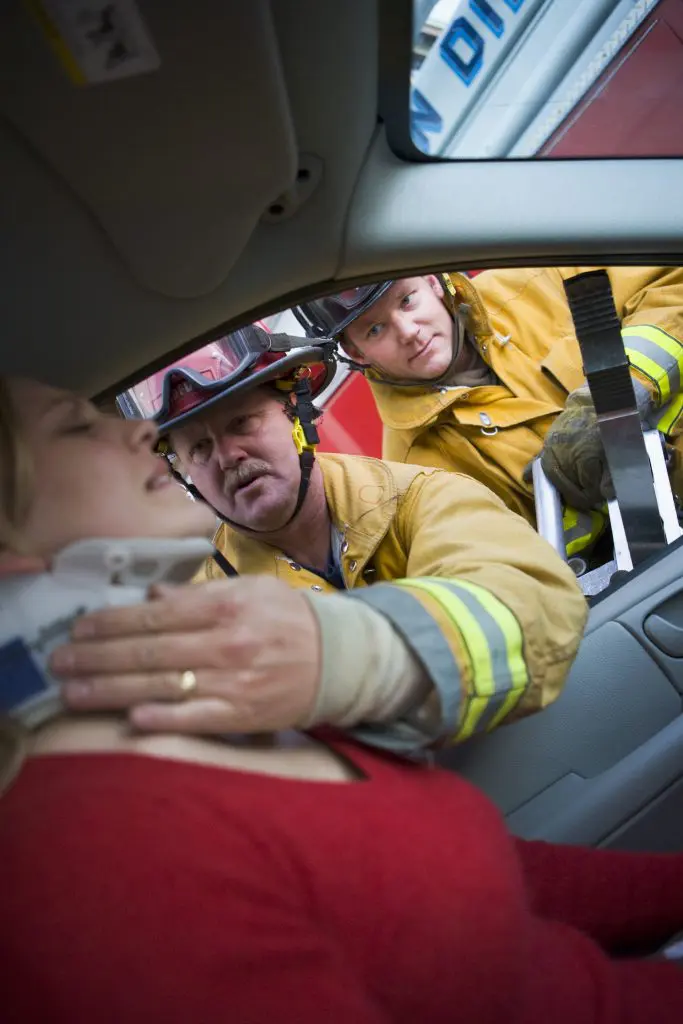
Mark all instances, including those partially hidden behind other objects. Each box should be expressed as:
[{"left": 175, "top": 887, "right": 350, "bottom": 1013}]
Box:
[{"left": 7, "top": 378, "right": 215, "bottom": 558}]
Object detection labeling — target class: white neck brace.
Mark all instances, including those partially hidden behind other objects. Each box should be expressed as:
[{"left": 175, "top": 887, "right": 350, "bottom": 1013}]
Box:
[{"left": 0, "top": 537, "right": 213, "bottom": 729}]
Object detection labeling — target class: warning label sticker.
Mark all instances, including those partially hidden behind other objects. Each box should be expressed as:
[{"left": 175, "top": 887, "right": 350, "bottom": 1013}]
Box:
[{"left": 29, "top": 0, "right": 161, "bottom": 85}]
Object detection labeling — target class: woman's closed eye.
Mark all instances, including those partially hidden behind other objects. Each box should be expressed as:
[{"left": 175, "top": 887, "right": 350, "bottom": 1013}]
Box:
[
  {"left": 59, "top": 401, "right": 100, "bottom": 435},
  {"left": 62, "top": 417, "right": 96, "bottom": 435}
]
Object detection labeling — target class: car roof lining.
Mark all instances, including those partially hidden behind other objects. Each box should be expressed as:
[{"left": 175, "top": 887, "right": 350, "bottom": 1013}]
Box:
[
  {"left": 0, "top": 0, "right": 379, "bottom": 393},
  {"left": 1, "top": 2, "right": 297, "bottom": 299}
]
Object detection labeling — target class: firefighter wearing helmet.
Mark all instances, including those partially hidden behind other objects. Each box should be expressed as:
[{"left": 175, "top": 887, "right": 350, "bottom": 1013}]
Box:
[
  {"left": 119, "top": 324, "right": 334, "bottom": 550},
  {"left": 118, "top": 322, "right": 587, "bottom": 749},
  {"left": 295, "top": 268, "right": 683, "bottom": 563}
]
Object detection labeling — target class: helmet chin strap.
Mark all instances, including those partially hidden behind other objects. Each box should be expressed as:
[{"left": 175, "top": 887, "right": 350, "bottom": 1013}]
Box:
[{"left": 168, "top": 378, "right": 320, "bottom": 578}]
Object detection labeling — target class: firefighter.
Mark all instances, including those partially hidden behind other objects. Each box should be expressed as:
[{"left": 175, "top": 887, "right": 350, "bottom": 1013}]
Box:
[
  {"left": 110, "top": 324, "right": 587, "bottom": 750},
  {"left": 295, "top": 267, "right": 683, "bottom": 558}
]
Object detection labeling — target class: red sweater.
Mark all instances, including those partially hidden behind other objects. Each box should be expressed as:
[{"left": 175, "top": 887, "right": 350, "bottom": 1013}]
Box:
[{"left": 2, "top": 733, "right": 683, "bottom": 1024}]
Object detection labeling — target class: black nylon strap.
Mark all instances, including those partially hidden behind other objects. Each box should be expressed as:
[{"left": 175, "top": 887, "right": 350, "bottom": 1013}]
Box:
[
  {"left": 564, "top": 270, "right": 667, "bottom": 565},
  {"left": 212, "top": 548, "right": 239, "bottom": 578},
  {"left": 564, "top": 271, "right": 634, "bottom": 415},
  {"left": 293, "top": 377, "right": 320, "bottom": 445},
  {"left": 286, "top": 377, "right": 319, "bottom": 523}
]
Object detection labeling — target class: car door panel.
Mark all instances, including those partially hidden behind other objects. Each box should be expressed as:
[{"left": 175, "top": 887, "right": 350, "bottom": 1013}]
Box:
[{"left": 437, "top": 541, "right": 683, "bottom": 850}]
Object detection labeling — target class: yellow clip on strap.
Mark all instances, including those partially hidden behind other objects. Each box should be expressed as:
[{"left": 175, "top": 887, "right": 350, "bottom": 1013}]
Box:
[
  {"left": 443, "top": 274, "right": 458, "bottom": 298},
  {"left": 291, "top": 418, "right": 316, "bottom": 456}
]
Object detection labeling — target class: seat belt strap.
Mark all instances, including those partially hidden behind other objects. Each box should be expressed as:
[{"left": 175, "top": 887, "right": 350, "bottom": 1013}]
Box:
[{"left": 563, "top": 270, "right": 667, "bottom": 567}]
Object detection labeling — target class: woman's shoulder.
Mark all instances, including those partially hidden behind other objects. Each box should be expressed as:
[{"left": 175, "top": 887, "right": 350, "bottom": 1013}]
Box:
[
  {"left": 2, "top": 741, "right": 507, "bottom": 890},
  {"left": 4, "top": 735, "right": 488, "bottom": 835},
  {"left": 0, "top": 751, "right": 360, "bottom": 1023}
]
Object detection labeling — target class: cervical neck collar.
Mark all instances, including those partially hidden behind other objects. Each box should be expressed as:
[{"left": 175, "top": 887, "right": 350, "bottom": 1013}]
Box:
[{"left": 0, "top": 537, "right": 214, "bottom": 730}]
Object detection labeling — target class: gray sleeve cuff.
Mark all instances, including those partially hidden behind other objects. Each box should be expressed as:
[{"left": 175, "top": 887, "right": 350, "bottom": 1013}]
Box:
[
  {"left": 299, "top": 589, "right": 446, "bottom": 756},
  {"left": 344, "top": 583, "right": 463, "bottom": 753}
]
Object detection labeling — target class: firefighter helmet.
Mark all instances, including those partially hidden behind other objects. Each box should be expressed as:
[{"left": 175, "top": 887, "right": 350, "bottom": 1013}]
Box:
[
  {"left": 294, "top": 283, "right": 393, "bottom": 340},
  {"left": 117, "top": 323, "right": 334, "bottom": 435}
]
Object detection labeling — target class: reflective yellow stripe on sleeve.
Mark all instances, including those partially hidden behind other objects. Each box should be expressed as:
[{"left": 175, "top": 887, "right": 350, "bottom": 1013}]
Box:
[
  {"left": 395, "top": 577, "right": 528, "bottom": 741},
  {"left": 623, "top": 325, "right": 683, "bottom": 405},
  {"left": 657, "top": 393, "right": 683, "bottom": 438},
  {"left": 562, "top": 506, "right": 607, "bottom": 557}
]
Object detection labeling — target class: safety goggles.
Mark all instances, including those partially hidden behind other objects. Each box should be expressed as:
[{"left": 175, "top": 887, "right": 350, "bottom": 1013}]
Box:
[{"left": 117, "top": 327, "right": 262, "bottom": 423}]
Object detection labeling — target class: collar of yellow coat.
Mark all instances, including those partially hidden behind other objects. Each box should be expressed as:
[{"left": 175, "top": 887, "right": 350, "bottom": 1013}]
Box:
[
  {"left": 366, "top": 271, "right": 513, "bottom": 431},
  {"left": 212, "top": 452, "right": 402, "bottom": 576}
]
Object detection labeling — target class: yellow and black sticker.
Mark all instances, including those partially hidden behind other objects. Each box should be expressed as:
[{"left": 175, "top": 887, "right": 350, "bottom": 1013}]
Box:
[{"left": 26, "top": 0, "right": 160, "bottom": 87}]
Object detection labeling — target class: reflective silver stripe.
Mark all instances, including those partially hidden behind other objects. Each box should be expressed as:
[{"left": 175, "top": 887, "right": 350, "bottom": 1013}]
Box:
[
  {"left": 564, "top": 511, "right": 592, "bottom": 545},
  {"left": 625, "top": 333, "right": 681, "bottom": 401},
  {"left": 474, "top": 683, "right": 521, "bottom": 734},
  {"left": 430, "top": 579, "right": 514, "bottom": 734},
  {"left": 657, "top": 393, "right": 683, "bottom": 437},
  {"left": 347, "top": 583, "right": 461, "bottom": 735}
]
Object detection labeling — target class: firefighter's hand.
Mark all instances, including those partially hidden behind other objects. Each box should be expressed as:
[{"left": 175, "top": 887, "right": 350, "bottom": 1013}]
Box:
[
  {"left": 51, "top": 577, "right": 322, "bottom": 734},
  {"left": 539, "top": 386, "right": 615, "bottom": 512}
]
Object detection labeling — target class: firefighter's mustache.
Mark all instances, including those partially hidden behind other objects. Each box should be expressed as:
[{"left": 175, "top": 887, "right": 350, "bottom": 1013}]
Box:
[{"left": 223, "top": 460, "right": 271, "bottom": 496}]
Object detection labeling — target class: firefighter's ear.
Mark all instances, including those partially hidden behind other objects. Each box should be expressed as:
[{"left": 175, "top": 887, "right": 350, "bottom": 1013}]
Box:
[
  {"left": 341, "top": 337, "right": 370, "bottom": 365},
  {"left": 424, "top": 274, "right": 444, "bottom": 299},
  {"left": 0, "top": 552, "right": 48, "bottom": 577}
]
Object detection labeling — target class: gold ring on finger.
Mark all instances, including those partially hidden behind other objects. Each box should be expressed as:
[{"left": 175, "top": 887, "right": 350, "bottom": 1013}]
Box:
[{"left": 177, "top": 669, "right": 198, "bottom": 700}]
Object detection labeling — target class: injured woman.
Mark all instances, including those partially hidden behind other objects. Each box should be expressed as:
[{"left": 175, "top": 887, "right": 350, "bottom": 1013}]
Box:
[{"left": 2, "top": 373, "right": 683, "bottom": 1024}]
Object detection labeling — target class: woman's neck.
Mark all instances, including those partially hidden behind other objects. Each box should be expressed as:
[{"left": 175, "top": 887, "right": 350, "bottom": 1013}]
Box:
[{"left": 26, "top": 714, "right": 360, "bottom": 782}]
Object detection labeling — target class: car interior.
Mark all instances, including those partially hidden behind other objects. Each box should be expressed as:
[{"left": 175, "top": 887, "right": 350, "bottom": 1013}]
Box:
[{"left": 2, "top": 0, "right": 683, "bottom": 852}]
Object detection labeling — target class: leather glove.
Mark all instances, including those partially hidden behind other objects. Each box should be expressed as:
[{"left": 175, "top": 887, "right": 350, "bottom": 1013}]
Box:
[{"left": 539, "top": 381, "right": 654, "bottom": 512}]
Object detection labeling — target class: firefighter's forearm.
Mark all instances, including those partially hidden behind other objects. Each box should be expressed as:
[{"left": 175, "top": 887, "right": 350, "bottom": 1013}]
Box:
[{"left": 394, "top": 473, "right": 587, "bottom": 744}]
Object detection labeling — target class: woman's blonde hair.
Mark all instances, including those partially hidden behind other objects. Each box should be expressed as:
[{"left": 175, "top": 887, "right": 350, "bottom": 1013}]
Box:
[
  {"left": 0, "top": 375, "right": 31, "bottom": 793},
  {"left": 0, "top": 375, "right": 33, "bottom": 553}
]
